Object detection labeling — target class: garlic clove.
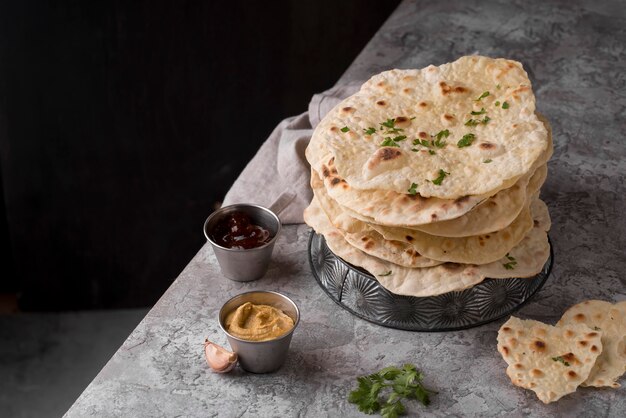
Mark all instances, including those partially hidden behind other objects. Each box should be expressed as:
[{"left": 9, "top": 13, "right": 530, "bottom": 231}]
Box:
[{"left": 204, "top": 339, "right": 238, "bottom": 373}]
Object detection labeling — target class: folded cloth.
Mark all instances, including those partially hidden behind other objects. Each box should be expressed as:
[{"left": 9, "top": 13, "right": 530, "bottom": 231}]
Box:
[{"left": 222, "top": 81, "right": 362, "bottom": 224}]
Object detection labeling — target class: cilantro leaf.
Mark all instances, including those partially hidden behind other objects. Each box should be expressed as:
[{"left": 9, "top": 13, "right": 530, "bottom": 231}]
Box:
[
  {"left": 475, "top": 91, "right": 490, "bottom": 101},
  {"left": 381, "top": 118, "right": 396, "bottom": 129},
  {"left": 407, "top": 183, "right": 418, "bottom": 195},
  {"left": 503, "top": 253, "right": 517, "bottom": 269},
  {"left": 364, "top": 127, "right": 377, "bottom": 135},
  {"left": 457, "top": 133, "right": 476, "bottom": 148},
  {"left": 392, "top": 135, "right": 407, "bottom": 142},
  {"left": 341, "top": 126, "right": 350, "bottom": 133},
  {"left": 379, "top": 118, "right": 405, "bottom": 134},
  {"left": 465, "top": 117, "right": 490, "bottom": 127},
  {"left": 502, "top": 101, "right": 510, "bottom": 109},
  {"left": 348, "top": 364, "right": 435, "bottom": 417},
  {"left": 431, "top": 130, "right": 448, "bottom": 148},
  {"left": 428, "top": 150, "right": 436, "bottom": 155},
  {"left": 470, "top": 108, "right": 486, "bottom": 115},
  {"left": 431, "top": 169, "right": 449, "bottom": 186},
  {"left": 483, "top": 159, "right": 492, "bottom": 163},
  {"left": 495, "top": 101, "right": 500, "bottom": 107},
  {"left": 412, "top": 138, "right": 431, "bottom": 147},
  {"left": 380, "top": 138, "right": 400, "bottom": 147},
  {"left": 551, "top": 356, "right": 571, "bottom": 367},
  {"left": 381, "top": 400, "right": 405, "bottom": 418},
  {"left": 348, "top": 376, "right": 382, "bottom": 414},
  {"left": 434, "top": 129, "right": 450, "bottom": 140}
]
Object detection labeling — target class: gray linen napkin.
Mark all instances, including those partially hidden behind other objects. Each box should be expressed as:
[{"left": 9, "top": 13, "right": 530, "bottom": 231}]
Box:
[{"left": 222, "top": 82, "right": 361, "bottom": 224}]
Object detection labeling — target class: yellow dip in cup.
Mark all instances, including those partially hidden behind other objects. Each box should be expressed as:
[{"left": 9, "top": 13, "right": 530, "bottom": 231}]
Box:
[{"left": 224, "top": 302, "right": 295, "bottom": 342}]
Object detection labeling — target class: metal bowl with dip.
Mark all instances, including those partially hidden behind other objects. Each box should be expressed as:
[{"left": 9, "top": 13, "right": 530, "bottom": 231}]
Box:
[
  {"left": 204, "top": 204, "right": 281, "bottom": 282},
  {"left": 218, "top": 291, "right": 299, "bottom": 373}
]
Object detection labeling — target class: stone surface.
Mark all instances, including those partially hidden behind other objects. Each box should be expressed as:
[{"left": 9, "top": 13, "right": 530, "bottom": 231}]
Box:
[{"left": 66, "top": 0, "right": 626, "bottom": 416}]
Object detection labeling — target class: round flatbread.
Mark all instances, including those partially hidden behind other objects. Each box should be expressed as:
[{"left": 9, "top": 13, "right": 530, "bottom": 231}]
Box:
[
  {"left": 307, "top": 112, "right": 552, "bottom": 227},
  {"left": 557, "top": 300, "right": 626, "bottom": 388},
  {"left": 311, "top": 56, "right": 549, "bottom": 199},
  {"left": 497, "top": 317, "right": 603, "bottom": 404}
]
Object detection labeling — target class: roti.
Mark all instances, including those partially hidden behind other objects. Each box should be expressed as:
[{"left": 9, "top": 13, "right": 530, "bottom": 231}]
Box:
[
  {"left": 557, "top": 300, "right": 626, "bottom": 388},
  {"left": 497, "top": 317, "right": 603, "bottom": 404},
  {"left": 311, "top": 56, "right": 549, "bottom": 199}
]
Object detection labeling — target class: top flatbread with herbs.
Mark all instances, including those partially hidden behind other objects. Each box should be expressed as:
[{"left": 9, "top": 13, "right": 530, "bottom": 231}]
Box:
[{"left": 311, "top": 55, "right": 549, "bottom": 199}]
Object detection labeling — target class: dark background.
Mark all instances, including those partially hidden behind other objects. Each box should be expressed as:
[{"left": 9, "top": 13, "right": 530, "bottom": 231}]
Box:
[{"left": 0, "top": 0, "right": 400, "bottom": 310}]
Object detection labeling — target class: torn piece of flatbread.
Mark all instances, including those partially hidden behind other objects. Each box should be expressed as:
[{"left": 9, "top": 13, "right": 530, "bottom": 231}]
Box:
[
  {"left": 497, "top": 316, "right": 603, "bottom": 404},
  {"left": 557, "top": 300, "right": 626, "bottom": 388}
]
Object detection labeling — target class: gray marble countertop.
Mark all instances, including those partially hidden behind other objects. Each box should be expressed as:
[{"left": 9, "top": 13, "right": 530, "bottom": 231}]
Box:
[{"left": 66, "top": 1, "right": 626, "bottom": 417}]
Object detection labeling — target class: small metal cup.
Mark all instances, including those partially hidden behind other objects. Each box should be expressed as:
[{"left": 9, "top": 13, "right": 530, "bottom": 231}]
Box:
[
  {"left": 203, "top": 204, "right": 281, "bottom": 282},
  {"left": 219, "top": 291, "right": 300, "bottom": 373}
]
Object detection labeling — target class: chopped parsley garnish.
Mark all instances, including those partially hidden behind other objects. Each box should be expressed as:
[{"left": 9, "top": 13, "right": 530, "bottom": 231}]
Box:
[
  {"left": 551, "top": 356, "right": 570, "bottom": 367},
  {"left": 483, "top": 159, "right": 493, "bottom": 163},
  {"left": 380, "top": 138, "right": 400, "bottom": 147},
  {"left": 348, "top": 364, "right": 434, "bottom": 417},
  {"left": 434, "top": 129, "right": 450, "bottom": 140},
  {"left": 379, "top": 271, "right": 392, "bottom": 276},
  {"left": 502, "top": 101, "right": 510, "bottom": 109},
  {"left": 408, "top": 183, "right": 418, "bottom": 195},
  {"left": 428, "top": 150, "right": 436, "bottom": 155},
  {"left": 412, "top": 138, "right": 431, "bottom": 147},
  {"left": 475, "top": 91, "right": 490, "bottom": 101},
  {"left": 432, "top": 130, "right": 449, "bottom": 148},
  {"left": 503, "top": 253, "right": 517, "bottom": 270},
  {"left": 496, "top": 84, "right": 501, "bottom": 90},
  {"left": 412, "top": 131, "right": 448, "bottom": 150},
  {"left": 392, "top": 135, "right": 407, "bottom": 142},
  {"left": 341, "top": 126, "right": 350, "bottom": 133},
  {"left": 431, "top": 169, "right": 449, "bottom": 186},
  {"left": 494, "top": 101, "right": 501, "bottom": 107},
  {"left": 380, "top": 118, "right": 404, "bottom": 134},
  {"left": 465, "top": 117, "right": 491, "bottom": 127},
  {"left": 364, "top": 127, "right": 377, "bottom": 135},
  {"left": 411, "top": 148, "right": 420, "bottom": 152},
  {"left": 457, "top": 133, "right": 476, "bottom": 148},
  {"left": 381, "top": 119, "right": 396, "bottom": 129},
  {"left": 470, "top": 108, "right": 486, "bottom": 116}
]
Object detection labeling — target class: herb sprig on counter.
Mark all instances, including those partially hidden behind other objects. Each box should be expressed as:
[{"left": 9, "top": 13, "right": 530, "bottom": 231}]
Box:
[{"left": 348, "top": 364, "right": 435, "bottom": 418}]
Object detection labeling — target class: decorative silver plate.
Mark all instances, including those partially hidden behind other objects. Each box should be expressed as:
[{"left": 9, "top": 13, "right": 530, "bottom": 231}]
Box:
[{"left": 308, "top": 231, "right": 553, "bottom": 331}]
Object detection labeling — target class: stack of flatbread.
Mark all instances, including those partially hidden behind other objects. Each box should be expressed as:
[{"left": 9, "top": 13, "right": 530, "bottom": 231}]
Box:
[{"left": 304, "top": 56, "right": 553, "bottom": 297}]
